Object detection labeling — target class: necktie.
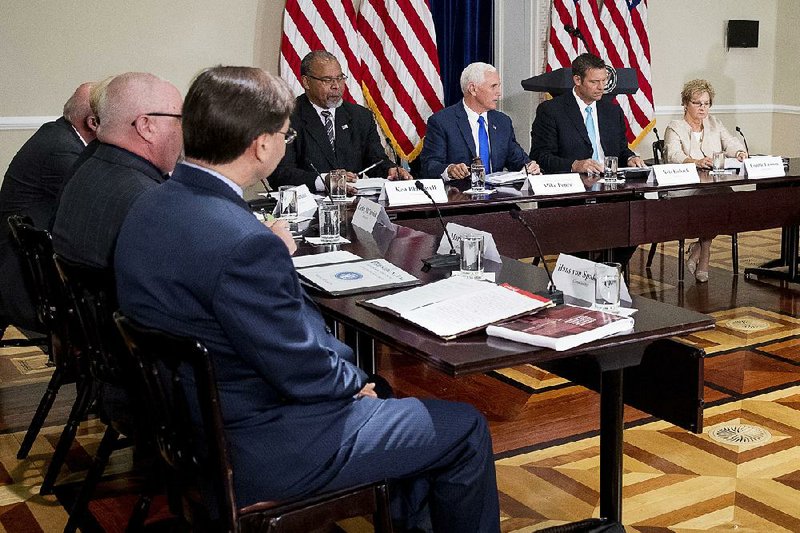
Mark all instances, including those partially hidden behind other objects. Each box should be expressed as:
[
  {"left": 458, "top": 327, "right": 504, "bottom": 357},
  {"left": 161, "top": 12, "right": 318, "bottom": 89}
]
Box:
[
  {"left": 585, "top": 107, "right": 599, "bottom": 160},
  {"left": 477, "top": 116, "right": 491, "bottom": 173},
  {"left": 321, "top": 110, "right": 335, "bottom": 149}
]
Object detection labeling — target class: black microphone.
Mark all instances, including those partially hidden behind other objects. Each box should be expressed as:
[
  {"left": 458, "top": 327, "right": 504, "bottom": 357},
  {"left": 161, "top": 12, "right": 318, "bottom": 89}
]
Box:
[
  {"left": 509, "top": 206, "right": 564, "bottom": 304},
  {"left": 735, "top": 126, "right": 750, "bottom": 155},
  {"left": 652, "top": 127, "right": 661, "bottom": 142},
  {"left": 309, "top": 161, "right": 333, "bottom": 201},
  {"left": 564, "top": 24, "right": 590, "bottom": 51},
  {"left": 415, "top": 180, "right": 461, "bottom": 270}
]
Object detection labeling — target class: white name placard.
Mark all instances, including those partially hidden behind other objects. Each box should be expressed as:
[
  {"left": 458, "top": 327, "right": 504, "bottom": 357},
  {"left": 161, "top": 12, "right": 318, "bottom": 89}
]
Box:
[
  {"left": 528, "top": 173, "right": 585, "bottom": 196},
  {"left": 552, "top": 254, "right": 631, "bottom": 305},
  {"left": 744, "top": 156, "right": 785, "bottom": 179},
  {"left": 653, "top": 163, "right": 700, "bottom": 186},
  {"left": 436, "top": 222, "right": 501, "bottom": 263},
  {"left": 384, "top": 179, "right": 447, "bottom": 206},
  {"left": 293, "top": 184, "right": 318, "bottom": 216},
  {"left": 352, "top": 197, "right": 394, "bottom": 232}
]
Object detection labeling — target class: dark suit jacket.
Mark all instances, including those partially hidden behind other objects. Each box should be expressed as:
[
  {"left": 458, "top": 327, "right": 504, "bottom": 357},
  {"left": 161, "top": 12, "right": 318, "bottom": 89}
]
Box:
[
  {"left": 52, "top": 143, "right": 165, "bottom": 268},
  {"left": 420, "top": 103, "right": 530, "bottom": 178},
  {"left": 530, "top": 92, "right": 636, "bottom": 174},
  {"left": 269, "top": 94, "right": 393, "bottom": 189},
  {"left": 0, "top": 116, "right": 84, "bottom": 329},
  {"left": 114, "top": 163, "right": 377, "bottom": 506}
]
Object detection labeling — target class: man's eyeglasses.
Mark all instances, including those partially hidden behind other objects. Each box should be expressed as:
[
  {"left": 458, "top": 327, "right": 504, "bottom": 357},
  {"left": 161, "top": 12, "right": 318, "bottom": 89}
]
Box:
[
  {"left": 280, "top": 127, "right": 297, "bottom": 145},
  {"left": 304, "top": 74, "right": 348, "bottom": 86},
  {"left": 130, "top": 112, "right": 183, "bottom": 126},
  {"left": 689, "top": 101, "right": 711, "bottom": 108}
]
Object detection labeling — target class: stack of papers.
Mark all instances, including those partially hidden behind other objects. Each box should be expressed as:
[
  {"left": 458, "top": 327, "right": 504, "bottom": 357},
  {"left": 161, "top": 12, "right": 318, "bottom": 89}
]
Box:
[
  {"left": 361, "top": 277, "right": 552, "bottom": 339},
  {"left": 485, "top": 171, "right": 527, "bottom": 185},
  {"left": 296, "top": 258, "right": 419, "bottom": 296},
  {"left": 353, "top": 177, "right": 387, "bottom": 196}
]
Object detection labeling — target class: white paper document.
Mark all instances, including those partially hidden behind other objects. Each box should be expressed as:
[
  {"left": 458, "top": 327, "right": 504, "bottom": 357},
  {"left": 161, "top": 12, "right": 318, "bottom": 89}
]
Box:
[
  {"left": 485, "top": 171, "right": 526, "bottom": 185},
  {"left": 363, "top": 277, "right": 551, "bottom": 339},
  {"left": 352, "top": 177, "right": 387, "bottom": 195},
  {"left": 297, "top": 258, "right": 418, "bottom": 295},
  {"left": 292, "top": 250, "right": 362, "bottom": 269}
]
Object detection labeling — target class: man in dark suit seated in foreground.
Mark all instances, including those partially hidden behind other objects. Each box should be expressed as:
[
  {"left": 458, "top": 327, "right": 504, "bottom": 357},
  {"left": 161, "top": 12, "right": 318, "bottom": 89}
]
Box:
[
  {"left": 269, "top": 50, "right": 411, "bottom": 192},
  {"left": 114, "top": 66, "right": 500, "bottom": 533},
  {"left": 420, "top": 62, "right": 540, "bottom": 179}
]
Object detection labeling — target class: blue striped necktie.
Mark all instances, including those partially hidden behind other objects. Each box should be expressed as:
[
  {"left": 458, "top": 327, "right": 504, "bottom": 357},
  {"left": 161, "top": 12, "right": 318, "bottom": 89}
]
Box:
[
  {"left": 477, "top": 115, "right": 491, "bottom": 173},
  {"left": 585, "top": 107, "right": 599, "bottom": 160},
  {"left": 321, "top": 110, "right": 335, "bottom": 150}
]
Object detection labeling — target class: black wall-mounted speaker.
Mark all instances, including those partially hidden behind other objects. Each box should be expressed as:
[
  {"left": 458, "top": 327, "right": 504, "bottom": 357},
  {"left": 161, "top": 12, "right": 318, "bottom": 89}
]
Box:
[{"left": 727, "top": 20, "right": 759, "bottom": 48}]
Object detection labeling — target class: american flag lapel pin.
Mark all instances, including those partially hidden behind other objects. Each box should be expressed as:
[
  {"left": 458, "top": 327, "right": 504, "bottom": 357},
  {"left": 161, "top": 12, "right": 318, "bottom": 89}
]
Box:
[{"left": 342, "top": 124, "right": 349, "bottom": 130}]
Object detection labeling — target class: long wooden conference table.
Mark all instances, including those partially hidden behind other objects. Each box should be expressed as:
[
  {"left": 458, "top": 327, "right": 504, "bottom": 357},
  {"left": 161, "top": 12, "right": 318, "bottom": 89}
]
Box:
[
  {"left": 297, "top": 223, "right": 713, "bottom": 526},
  {"left": 386, "top": 162, "right": 800, "bottom": 282}
]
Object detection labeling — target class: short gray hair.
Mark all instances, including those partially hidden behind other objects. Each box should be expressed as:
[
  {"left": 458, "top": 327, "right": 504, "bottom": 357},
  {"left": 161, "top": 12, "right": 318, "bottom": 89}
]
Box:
[{"left": 460, "top": 62, "right": 497, "bottom": 94}]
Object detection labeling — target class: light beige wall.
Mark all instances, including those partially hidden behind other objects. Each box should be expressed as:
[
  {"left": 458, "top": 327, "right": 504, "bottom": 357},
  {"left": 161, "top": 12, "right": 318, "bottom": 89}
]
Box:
[{"left": 771, "top": 0, "right": 800, "bottom": 156}]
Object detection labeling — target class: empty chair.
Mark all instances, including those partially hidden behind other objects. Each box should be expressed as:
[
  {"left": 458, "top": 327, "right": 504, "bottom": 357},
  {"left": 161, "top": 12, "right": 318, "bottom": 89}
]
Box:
[
  {"left": 6, "top": 215, "right": 87, "bottom": 472},
  {"left": 114, "top": 312, "right": 393, "bottom": 533}
]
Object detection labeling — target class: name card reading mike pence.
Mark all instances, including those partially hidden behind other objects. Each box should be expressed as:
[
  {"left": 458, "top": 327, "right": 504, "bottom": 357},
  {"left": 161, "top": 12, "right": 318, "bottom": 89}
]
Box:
[
  {"left": 528, "top": 174, "right": 584, "bottom": 196},
  {"left": 352, "top": 197, "right": 394, "bottom": 233},
  {"left": 744, "top": 156, "right": 785, "bottom": 179},
  {"left": 384, "top": 179, "right": 447, "bottom": 206},
  {"left": 652, "top": 163, "right": 700, "bottom": 186},
  {"left": 552, "top": 254, "right": 632, "bottom": 306},
  {"left": 436, "top": 222, "right": 501, "bottom": 263},
  {"left": 296, "top": 258, "right": 419, "bottom": 296}
]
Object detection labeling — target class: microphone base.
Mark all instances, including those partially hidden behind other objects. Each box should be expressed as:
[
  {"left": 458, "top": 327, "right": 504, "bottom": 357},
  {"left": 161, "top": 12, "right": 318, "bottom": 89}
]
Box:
[
  {"left": 421, "top": 253, "right": 461, "bottom": 271},
  {"left": 535, "top": 288, "right": 564, "bottom": 306}
]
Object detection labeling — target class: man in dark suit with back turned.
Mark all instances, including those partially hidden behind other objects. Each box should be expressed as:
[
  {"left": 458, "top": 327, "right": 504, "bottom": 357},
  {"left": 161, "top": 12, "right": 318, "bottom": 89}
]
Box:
[
  {"left": 52, "top": 72, "right": 183, "bottom": 268},
  {"left": 530, "top": 53, "right": 644, "bottom": 174},
  {"left": 420, "top": 62, "right": 540, "bottom": 180},
  {"left": 269, "top": 50, "right": 411, "bottom": 192},
  {"left": 115, "top": 66, "right": 500, "bottom": 532},
  {"left": 0, "top": 82, "right": 96, "bottom": 332}
]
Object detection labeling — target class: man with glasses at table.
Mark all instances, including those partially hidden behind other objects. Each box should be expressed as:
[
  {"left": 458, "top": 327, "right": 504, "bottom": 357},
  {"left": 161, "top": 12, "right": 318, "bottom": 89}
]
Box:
[
  {"left": 270, "top": 50, "right": 411, "bottom": 192},
  {"left": 52, "top": 72, "right": 183, "bottom": 268}
]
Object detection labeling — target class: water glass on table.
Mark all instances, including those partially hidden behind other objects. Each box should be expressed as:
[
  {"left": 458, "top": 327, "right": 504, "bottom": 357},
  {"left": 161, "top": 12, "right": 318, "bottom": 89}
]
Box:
[
  {"left": 603, "top": 156, "right": 618, "bottom": 182},
  {"left": 470, "top": 159, "right": 486, "bottom": 193},
  {"left": 595, "top": 261, "right": 621, "bottom": 312},
  {"left": 459, "top": 234, "right": 485, "bottom": 278},
  {"left": 711, "top": 151, "right": 725, "bottom": 174},
  {"left": 328, "top": 169, "right": 347, "bottom": 201},
  {"left": 318, "top": 202, "right": 341, "bottom": 243},
  {"left": 278, "top": 186, "right": 298, "bottom": 221}
]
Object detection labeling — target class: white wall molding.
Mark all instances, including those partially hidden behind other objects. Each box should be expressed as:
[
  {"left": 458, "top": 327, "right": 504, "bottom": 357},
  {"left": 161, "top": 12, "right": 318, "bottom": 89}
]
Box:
[
  {"left": 0, "top": 116, "right": 59, "bottom": 131},
  {"left": 655, "top": 104, "right": 800, "bottom": 116}
]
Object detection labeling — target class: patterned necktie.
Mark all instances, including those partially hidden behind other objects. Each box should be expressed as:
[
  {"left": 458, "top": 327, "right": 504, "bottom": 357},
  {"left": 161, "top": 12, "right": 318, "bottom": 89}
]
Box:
[
  {"left": 477, "top": 115, "right": 491, "bottom": 173},
  {"left": 321, "top": 110, "right": 335, "bottom": 149},
  {"left": 585, "top": 106, "right": 599, "bottom": 160}
]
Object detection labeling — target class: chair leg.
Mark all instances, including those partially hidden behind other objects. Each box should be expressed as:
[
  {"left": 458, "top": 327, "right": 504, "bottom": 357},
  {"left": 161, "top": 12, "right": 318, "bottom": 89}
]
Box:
[
  {"left": 39, "top": 378, "right": 95, "bottom": 495},
  {"left": 64, "top": 427, "right": 120, "bottom": 533},
  {"left": 125, "top": 493, "right": 153, "bottom": 533},
  {"left": 732, "top": 233, "right": 739, "bottom": 275},
  {"left": 373, "top": 483, "right": 393, "bottom": 533},
  {"left": 17, "top": 367, "right": 66, "bottom": 459},
  {"left": 677, "top": 239, "right": 686, "bottom": 282},
  {"left": 646, "top": 242, "right": 657, "bottom": 268}
]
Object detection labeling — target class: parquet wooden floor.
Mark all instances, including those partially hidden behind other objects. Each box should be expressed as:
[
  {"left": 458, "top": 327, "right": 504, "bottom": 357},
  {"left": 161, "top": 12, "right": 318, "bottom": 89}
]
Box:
[{"left": 1, "top": 228, "right": 798, "bottom": 532}]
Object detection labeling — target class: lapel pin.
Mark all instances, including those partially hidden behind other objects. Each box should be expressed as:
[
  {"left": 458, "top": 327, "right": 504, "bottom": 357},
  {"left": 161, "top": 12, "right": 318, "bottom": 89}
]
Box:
[{"left": 342, "top": 124, "right": 349, "bottom": 130}]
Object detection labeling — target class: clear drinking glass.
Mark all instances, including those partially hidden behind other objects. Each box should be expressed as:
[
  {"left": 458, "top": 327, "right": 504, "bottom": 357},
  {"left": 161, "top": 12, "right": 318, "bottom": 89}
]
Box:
[
  {"left": 278, "top": 186, "right": 298, "bottom": 221},
  {"left": 318, "top": 203, "right": 341, "bottom": 243},
  {"left": 594, "top": 262, "right": 621, "bottom": 312},
  {"left": 459, "top": 234, "right": 485, "bottom": 278},
  {"left": 712, "top": 151, "right": 725, "bottom": 173},
  {"left": 470, "top": 160, "right": 486, "bottom": 192},
  {"left": 603, "top": 156, "right": 619, "bottom": 182},
  {"left": 328, "top": 169, "right": 347, "bottom": 201}
]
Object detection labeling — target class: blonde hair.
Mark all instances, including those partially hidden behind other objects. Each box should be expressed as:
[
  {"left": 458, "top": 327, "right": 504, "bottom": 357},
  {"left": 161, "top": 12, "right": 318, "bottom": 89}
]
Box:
[{"left": 681, "top": 79, "right": 715, "bottom": 107}]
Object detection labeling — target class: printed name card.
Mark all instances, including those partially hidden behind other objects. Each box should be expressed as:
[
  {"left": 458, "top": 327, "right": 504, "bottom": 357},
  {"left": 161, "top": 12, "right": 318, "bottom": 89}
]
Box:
[
  {"left": 383, "top": 179, "right": 447, "bottom": 206},
  {"left": 652, "top": 163, "right": 700, "bottom": 186},
  {"left": 552, "top": 254, "right": 632, "bottom": 305},
  {"left": 352, "top": 197, "right": 394, "bottom": 232},
  {"left": 436, "top": 222, "right": 501, "bottom": 263},
  {"left": 294, "top": 184, "right": 318, "bottom": 216},
  {"left": 528, "top": 173, "right": 585, "bottom": 196},
  {"left": 744, "top": 156, "right": 785, "bottom": 179}
]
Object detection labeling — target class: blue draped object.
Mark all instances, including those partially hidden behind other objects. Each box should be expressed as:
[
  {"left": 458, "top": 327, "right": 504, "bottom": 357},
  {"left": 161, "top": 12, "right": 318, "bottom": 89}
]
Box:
[{"left": 429, "top": 0, "right": 494, "bottom": 107}]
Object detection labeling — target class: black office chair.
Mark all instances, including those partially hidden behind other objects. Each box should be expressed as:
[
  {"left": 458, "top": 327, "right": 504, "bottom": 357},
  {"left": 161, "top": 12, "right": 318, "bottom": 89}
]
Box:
[
  {"left": 6, "top": 216, "right": 88, "bottom": 469},
  {"left": 54, "top": 256, "right": 152, "bottom": 533},
  {"left": 114, "top": 312, "right": 393, "bottom": 533}
]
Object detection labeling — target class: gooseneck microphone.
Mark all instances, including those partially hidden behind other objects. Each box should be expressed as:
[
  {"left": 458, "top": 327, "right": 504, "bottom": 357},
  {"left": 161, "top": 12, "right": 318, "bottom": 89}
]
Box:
[
  {"left": 652, "top": 127, "right": 661, "bottom": 142},
  {"left": 415, "top": 180, "right": 461, "bottom": 270},
  {"left": 564, "top": 24, "right": 590, "bottom": 51},
  {"left": 309, "top": 161, "right": 333, "bottom": 200},
  {"left": 509, "top": 206, "right": 564, "bottom": 304},
  {"left": 735, "top": 126, "right": 750, "bottom": 155}
]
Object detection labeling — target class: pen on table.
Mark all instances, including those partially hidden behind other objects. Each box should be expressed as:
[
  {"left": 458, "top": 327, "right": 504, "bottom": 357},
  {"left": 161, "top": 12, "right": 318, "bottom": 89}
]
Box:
[{"left": 357, "top": 160, "right": 382, "bottom": 177}]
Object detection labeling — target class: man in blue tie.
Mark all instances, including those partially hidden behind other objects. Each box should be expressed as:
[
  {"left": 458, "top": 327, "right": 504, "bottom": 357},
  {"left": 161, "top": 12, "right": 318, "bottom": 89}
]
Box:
[
  {"left": 421, "top": 62, "right": 540, "bottom": 180},
  {"left": 530, "top": 53, "right": 644, "bottom": 174}
]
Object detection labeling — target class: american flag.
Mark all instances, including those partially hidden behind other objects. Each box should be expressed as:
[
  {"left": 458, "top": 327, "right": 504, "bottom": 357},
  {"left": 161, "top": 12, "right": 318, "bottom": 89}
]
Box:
[
  {"left": 280, "top": 0, "right": 365, "bottom": 105},
  {"left": 546, "top": 0, "right": 654, "bottom": 147},
  {"left": 357, "top": 0, "right": 445, "bottom": 161}
]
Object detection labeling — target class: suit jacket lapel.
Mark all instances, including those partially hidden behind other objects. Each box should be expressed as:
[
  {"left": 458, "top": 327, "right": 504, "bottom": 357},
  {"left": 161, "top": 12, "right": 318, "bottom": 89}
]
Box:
[
  {"left": 487, "top": 110, "right": 503, "bottom": 172},
  {"left": 298, "top": 96, "right": 337, "bottom": 168},
  {"left": 597, "top": 99, "right": 616, "bottom": 153},
  {"left": 563, "top": 95, "right": 592, "bottom": 150},
  {"left": 333, "top": 105, "right": 353, "bottom": 166},
  {"left": 455, "top": 105, "right": 477, "bottom": 160}
]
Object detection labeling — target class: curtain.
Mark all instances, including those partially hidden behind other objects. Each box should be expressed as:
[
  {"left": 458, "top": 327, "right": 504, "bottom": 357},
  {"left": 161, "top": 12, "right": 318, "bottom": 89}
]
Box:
[{"left": 429, "top": 0, "right": 494, "bottom": 107}]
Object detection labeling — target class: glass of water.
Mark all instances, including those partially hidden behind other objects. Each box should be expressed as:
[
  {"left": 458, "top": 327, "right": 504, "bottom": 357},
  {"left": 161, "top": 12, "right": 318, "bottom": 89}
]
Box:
[
  {"left": 318, "top": 202, "right": 341, "bottom": 243},
  {"left": 278, "top": 186, "right": 298, "bottom": 221},
  {"left": 459, "top": 234, "right": 484, "bottom": 278},
  {"left": 603, "top": 156, "right": 618, "bottom": 182},
  {"left": 711, "top": 151, "right": 725, "bottom": 174},
  {"left": 470, "top": 159, "right": 485, "bottom": 193},
  {"left": 328, "top": 169, "right": 347, "bottom": 201},
  {"left": 595, "top": 262, "right": 621, "bottom": 312}
]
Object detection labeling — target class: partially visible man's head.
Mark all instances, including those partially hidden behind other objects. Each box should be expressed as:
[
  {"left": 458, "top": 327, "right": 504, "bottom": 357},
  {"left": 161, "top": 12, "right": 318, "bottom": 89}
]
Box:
[
  {"left": 87, "top": 75, "right": 116, "bottom": 130},
  {"left": 300, "top": 50, "right": 346, "bottom": 109},
  {"left": 571, "top": 53, "right": 607, "bottom": 104},
  {"left": 97, "top": 72, "right": 184, "bottom": 173},
  {"left": 460, "top": 62, "right": 501, "bottom": 114},
  {"left": 183, "top": 66, "right": 295, "bottom": 176},
  {"left": 63, "top": 82, "right": 97, "bottom": 143}
]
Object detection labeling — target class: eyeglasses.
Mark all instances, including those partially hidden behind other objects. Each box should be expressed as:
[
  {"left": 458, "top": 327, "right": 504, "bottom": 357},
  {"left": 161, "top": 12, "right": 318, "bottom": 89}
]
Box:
[
  {"left": 130, "top": 112, "right": 183, "bottom": 126},
  {"left": 280, "top": 127, "right": 297, "bottom": 145},
  {"left": 689, "top": 100, "right": 711, "bottom": 108},
  {"left": 304, "top": 74, "right": 348, "bottom": 86}
]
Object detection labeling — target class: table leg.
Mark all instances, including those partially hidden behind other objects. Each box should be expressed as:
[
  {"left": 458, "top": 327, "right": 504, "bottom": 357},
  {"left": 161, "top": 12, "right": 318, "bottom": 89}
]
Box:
[
  {"left": 600, "top": 368, "right": 624, "bottom": 523},
  {"left": 744, "top": 225, "right": 800, "bottom": 283}
]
